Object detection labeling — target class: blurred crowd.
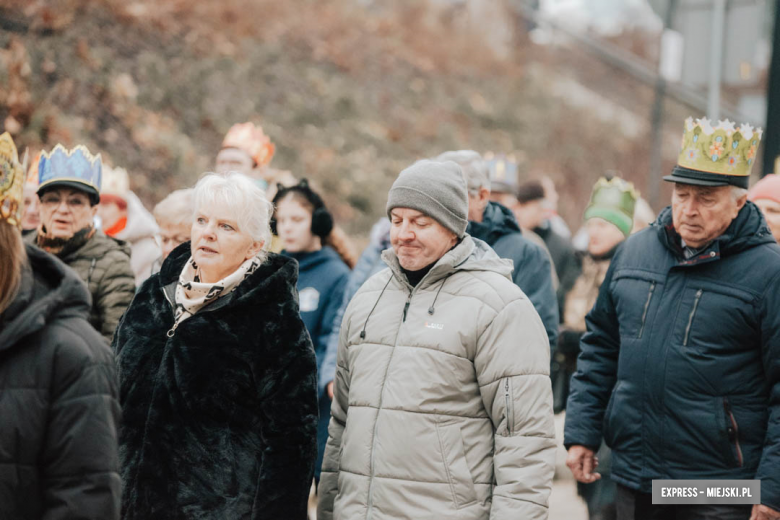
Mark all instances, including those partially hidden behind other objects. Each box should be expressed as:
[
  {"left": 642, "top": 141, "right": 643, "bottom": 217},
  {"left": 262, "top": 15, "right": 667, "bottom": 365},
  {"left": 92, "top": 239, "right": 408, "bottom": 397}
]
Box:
[{"left": 1, "top": 114, "right": 779, "bottom": 520}]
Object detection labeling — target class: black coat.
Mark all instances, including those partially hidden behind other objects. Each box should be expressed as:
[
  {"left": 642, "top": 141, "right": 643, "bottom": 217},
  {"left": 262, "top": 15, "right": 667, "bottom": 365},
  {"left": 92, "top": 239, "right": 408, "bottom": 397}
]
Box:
[
  {"left": 564, "top": 202, "right": 780, "bottom": 511},
  {"left": 0, "top": 244, "right": 121, "bottom": 520},
  {"left": 115, "top": 243, "right": 319, "bottom": 520}
]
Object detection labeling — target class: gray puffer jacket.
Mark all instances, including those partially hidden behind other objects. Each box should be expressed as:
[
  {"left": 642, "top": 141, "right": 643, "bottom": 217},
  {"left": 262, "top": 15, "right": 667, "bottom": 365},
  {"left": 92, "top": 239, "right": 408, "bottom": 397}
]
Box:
[{"left": 318, "top": 235, "right": 556, "bottom": 520}]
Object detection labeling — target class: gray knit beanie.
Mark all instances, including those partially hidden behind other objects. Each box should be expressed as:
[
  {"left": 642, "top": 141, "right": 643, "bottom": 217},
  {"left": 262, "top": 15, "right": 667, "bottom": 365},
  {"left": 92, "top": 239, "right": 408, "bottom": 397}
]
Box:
[{"left": 386, "top": 159, "right": 469, "bottom": 237}]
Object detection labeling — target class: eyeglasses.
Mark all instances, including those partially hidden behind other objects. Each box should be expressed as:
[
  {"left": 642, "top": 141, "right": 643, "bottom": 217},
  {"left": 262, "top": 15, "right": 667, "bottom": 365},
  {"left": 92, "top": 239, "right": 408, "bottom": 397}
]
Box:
[{"left": 40, "top": 195, "right": 90, "bottom": 209}]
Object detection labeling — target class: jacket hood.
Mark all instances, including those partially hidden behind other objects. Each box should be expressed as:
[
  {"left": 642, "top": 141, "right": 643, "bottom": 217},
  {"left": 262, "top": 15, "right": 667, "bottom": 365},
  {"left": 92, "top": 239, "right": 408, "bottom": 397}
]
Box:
[
  {"left": 114, "top": 191, "right": 159, "bottom": 244},
  {"left": 654, "top": 200, "right": 775, "bottom": 258},
  {"left": 159, "top": 241, "right": 300, "bottom": 309},
  {"left": 467, "top": 201, "right": 521, "bottom": 244},
  {"left": 284, "top": 246, "right": 343, "bottom": 272},
  {"left": 382, "top": 234, "right": 513, "bottom": 290},
  {"left": 61, "top": 230, "right": 132, "bottom": 263},
  {"left": 0, "top": 244, "right": 92, "bottom": 353}
]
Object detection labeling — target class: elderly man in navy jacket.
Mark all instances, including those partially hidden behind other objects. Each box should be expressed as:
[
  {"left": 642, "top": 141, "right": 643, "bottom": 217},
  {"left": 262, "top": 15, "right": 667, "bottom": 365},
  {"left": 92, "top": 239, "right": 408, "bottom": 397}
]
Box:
[{"left": 564, "top": 118, "right": 780, "bottom": 520}]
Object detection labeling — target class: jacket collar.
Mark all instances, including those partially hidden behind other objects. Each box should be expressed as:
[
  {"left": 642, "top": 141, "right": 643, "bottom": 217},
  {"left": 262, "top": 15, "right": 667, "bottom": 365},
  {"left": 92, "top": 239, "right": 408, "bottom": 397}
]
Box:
[
  {"left": 654, "top": 201, "right": 775, "bottom": 266},
  {"left": 382, "top": 235, "right": 475, "bottom": 291},
  {"left": 467, "top": 201, "right": 520, "bottom": 244},
  {"left": 158, "top": 241, "right": 300, "bottom": 312}
]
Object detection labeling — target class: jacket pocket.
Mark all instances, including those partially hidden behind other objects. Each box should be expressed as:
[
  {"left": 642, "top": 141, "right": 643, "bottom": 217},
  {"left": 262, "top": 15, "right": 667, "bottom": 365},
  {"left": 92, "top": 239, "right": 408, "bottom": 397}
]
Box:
[
  {"left": 683, "top": 289, "right": 703, "bottom": 346},
  {"left": 722, "top": 398, "right": 744, "bottom": 468},
  {"left": 637, "top": 282, "right": 656, "bottom": 339},
  {"left": 436, "top": 424, "right": 478, "bottom": 509},
  {"left": 504, "top": 378, "right": 514, "bottom": 435}
]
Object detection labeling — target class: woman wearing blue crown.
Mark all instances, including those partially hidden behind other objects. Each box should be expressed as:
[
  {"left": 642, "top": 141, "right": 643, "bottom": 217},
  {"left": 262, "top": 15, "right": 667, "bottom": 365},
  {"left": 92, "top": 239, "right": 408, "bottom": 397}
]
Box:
[{"left": 25, "top": 144, "right": 135, "bottom": 344}]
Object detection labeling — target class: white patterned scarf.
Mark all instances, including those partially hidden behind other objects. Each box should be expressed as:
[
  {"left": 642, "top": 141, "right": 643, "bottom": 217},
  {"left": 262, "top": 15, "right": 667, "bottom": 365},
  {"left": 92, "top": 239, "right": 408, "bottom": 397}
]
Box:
[{"left": 170, "top": 255, "right": 261, "bottom": 335}]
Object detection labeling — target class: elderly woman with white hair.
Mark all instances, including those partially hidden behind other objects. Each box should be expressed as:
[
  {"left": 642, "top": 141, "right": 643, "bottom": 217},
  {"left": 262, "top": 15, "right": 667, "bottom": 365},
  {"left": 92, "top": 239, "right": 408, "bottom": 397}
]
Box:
[{"left": 114, "top": 173, "right": 319, "bottom": 520}]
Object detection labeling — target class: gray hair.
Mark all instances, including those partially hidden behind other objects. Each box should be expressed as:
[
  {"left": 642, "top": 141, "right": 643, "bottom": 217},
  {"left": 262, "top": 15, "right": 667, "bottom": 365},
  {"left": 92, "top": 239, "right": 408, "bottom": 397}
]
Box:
[
  {"left": 193, "top": 173, "right": 273, "bottom": 263},
  {"left": 153, "top": 188, "right": 194, "bottom": 227},
  {"left": 731, "top": 186, "right": 748, "bottom": 201},
  {"left": 435, "top": 150, "right": 489, "bottom": 194}
]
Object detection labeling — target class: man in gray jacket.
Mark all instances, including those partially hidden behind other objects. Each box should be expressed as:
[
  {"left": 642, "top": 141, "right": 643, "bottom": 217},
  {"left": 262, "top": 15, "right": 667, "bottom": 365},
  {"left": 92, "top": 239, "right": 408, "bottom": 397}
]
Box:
[{"left": 318, "top": 160, "right": 556, "bottom": 520}]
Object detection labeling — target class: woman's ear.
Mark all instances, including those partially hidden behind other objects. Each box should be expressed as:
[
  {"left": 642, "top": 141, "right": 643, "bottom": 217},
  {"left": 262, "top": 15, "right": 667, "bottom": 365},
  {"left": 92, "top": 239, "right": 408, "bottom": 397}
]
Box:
[{"left": 246, "top": 240, "right": 264, "bottom": 260}]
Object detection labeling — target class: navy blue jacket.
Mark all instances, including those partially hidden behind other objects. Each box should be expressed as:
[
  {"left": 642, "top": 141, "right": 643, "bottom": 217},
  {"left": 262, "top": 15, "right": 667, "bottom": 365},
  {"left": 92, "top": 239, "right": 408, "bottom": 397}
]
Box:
[
  {"left": 320, "top": 219, "right": 391, "bottom": 396},
  {"left": 564, "top": 202, "right": 780, "bottom": 510},
  {"left": 285, "top": 247, "right": 350, "bottom": 393},
  {"left": 468, "top": 201, "right": 559, "bottom": 348}
]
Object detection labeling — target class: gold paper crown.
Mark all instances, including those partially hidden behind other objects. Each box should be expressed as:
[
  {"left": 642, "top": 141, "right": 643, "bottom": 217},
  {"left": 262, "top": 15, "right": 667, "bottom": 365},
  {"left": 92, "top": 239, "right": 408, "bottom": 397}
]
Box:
[
  {"left": 26, "top": 151, "right": 41, "bottom": 187},
  {"left": 101, "top": 165, "right": 130, "bottom": 198},
  {"left": 678, "top": 117, "right": 762, "bottom": 178},
  {"left": 0, "top": 132, "right": 24, "bottom": 228},
  {"left": 222, "top": 122, "right": 275, "bottom": 168}
]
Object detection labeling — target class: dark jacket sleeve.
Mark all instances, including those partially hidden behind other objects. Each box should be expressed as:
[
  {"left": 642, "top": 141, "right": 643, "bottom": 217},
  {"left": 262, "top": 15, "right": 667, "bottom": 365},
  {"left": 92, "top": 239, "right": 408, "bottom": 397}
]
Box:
[
  {"left": 253, "top": 297, "right": 319, "bottom": 519},
  {"left": 41, "top": 321, "right": 121, "bottom": 520},
  {"left": 755, "top": 270, "right": 780, "bottom": 511},
  {"left": 96, "top": 250, "right": 136, "bottom": 344},
  {"left": 317, "top": 270, "right": 350, "bottom": 394},
  {"left": 320, "top": 246, "right": 384, "bottom": 395},
  {"left": 513, "top": 241, "right": 560, "bottom": 349},
  {"left": 563, "top": 250, "right": 621, "bottom": 450}
]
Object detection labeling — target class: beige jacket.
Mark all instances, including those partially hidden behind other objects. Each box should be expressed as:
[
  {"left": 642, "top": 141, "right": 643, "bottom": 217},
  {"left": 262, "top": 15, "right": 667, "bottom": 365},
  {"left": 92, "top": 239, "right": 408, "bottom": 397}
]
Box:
[{"left": 318, "top": 236, "right": 556, "bottom": 520}]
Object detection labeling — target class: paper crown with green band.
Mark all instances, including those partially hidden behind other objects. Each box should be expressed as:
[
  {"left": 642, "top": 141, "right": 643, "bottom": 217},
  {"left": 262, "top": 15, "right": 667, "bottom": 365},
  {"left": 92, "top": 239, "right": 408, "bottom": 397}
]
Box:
[
  {"left": 38, "top": 144, "right": 102, "bottom": 202},
  {"left": 665, "top": 117, "right": 762, "bottom": 188},
  {"left": 0, "top": 132, "right": 24, "bottom": 229},
  {"left": 583, "top": 177, "right": 638, "bottom": 237}
]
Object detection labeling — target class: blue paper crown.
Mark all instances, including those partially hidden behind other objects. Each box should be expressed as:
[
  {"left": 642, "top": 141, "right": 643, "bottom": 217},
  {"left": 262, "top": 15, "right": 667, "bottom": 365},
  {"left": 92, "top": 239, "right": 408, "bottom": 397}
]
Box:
[{"left": 38, "top": 144, "right": 102, "bottom": 194}]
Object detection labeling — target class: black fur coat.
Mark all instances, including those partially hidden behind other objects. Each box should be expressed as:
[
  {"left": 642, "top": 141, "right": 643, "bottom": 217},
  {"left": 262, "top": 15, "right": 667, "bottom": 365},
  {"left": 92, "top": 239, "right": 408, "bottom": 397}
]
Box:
[{"left": 114, "top": 243, "right": 318, "bottom": 519}]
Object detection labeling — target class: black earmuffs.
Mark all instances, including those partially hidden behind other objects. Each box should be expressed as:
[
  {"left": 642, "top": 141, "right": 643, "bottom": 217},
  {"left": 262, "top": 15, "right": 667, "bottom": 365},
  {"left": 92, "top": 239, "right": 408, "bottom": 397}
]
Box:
[{"left": 271, "top": 179, "right": 334, "bottom": 238}]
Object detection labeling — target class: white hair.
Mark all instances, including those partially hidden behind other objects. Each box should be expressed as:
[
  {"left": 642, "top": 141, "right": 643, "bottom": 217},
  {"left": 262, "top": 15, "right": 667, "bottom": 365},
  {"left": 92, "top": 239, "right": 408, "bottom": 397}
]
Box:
[
  {"left": 193, "top": 172, "right": 273, "bottom": 262},
  {"left": 435, "top": 150, "right": 490, "bottom": 193},
  {"left": 153, "top": 188, "right": 194, "bottom": 227},
  {"left": 731, "top": 186, "right": 748, "bottom": 201}
]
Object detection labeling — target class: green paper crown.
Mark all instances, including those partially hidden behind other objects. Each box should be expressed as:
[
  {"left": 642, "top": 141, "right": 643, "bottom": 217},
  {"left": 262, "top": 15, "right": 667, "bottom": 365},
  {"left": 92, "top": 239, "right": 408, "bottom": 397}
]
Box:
[
  {"left": 584, "top": 177, "right": 639, "bottom": 237},
  {"left": 678, "top": 117, "right": 762, "bottom": 179}
]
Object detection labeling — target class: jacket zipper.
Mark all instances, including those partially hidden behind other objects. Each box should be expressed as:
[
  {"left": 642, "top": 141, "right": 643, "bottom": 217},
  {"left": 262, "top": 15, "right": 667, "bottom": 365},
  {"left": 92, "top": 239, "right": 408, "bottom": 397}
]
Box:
[
  {"left": 637, "top": 281, "right": 656, "bottom": 339},
  {"left": 162, "top": 286, "right": 178, "bottom": 338},
  {"left": 505, "top": 379, "right": 513, "bottom": 435},
  {"left": 683, "top": 289, "right": 703, "bottom": 346},
  {"left": 723, "top": 398, "right": 744, "bottom": 467},
  {"left": 366, "top": 289, "right": 413, "bottom": 520}
]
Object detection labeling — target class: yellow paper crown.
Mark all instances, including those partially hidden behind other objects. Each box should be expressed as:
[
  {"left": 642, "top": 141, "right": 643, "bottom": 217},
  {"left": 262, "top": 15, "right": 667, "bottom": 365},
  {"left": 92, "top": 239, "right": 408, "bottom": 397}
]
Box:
[
  {"left": 0, "top": 132, "right": 24, "bottom": 228},
  {"left": 678, "top": 117, "right": 762, "bottom": 178}
]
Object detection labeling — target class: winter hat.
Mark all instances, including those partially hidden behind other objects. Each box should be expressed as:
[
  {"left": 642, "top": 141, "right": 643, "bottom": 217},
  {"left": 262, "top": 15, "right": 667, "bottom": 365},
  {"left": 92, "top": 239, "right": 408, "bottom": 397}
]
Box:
[
  {"left": 584, "top": 177, "right": 638, "bottom": 237},
  {"left": 386, "top": 159, "right": 469, "bottom": 238},
  {"left": 748, "top": 174, "right": 780, "bottom": 205}
]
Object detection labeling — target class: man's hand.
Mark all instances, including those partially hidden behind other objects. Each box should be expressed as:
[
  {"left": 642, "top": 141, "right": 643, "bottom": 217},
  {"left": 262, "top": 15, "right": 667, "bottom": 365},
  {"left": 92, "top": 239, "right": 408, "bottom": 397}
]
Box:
[
  {"left": 751, "top": 504, "right": 780, "bottom": 520},
  {"left": 566, "top": 445, "right": 601, "bottom": 484},
  {"left": 327, "top": 381, "right": 334, "bottom": 400}
]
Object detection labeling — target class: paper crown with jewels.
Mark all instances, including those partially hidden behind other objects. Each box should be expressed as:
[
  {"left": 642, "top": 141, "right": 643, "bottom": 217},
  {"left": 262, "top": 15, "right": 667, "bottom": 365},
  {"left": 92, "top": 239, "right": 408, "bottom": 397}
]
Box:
[
  {"left": 221, "top": 122, "right": 275, "bottom": 168},
  {"left": 38, "top": 144, "right": 102, "bottom": 203},
  {"left": 0, "top": 132, "right": 25, "bottom": 228},
  {"left": 584, "top": 177, "right": 639, "bottom": 237},
  {"left": 665, "top": 117, "right": 762, "bottom": 189},
  {"left": 483, "top": 152, "right": 519, "bottom": 194}
]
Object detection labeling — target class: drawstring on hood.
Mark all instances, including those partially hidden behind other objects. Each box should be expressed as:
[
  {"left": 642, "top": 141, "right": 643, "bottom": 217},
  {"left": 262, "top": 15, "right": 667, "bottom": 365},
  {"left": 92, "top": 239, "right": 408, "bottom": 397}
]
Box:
[
  {"left": 360, "top": 275, "right": 394, "bottom": 339},
  {"left": 427, "top": 275, "right": 451, "bottom": 315}
]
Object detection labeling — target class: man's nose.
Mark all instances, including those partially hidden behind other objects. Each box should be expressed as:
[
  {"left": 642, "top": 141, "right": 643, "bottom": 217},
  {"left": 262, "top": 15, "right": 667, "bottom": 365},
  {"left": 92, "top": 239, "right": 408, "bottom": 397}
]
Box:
[
  {"left": 682, "top": 199, "right": 699, "bottom": 216},
  {"left": 398, "top": 222, "right": 415, "bottom": 240}
]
